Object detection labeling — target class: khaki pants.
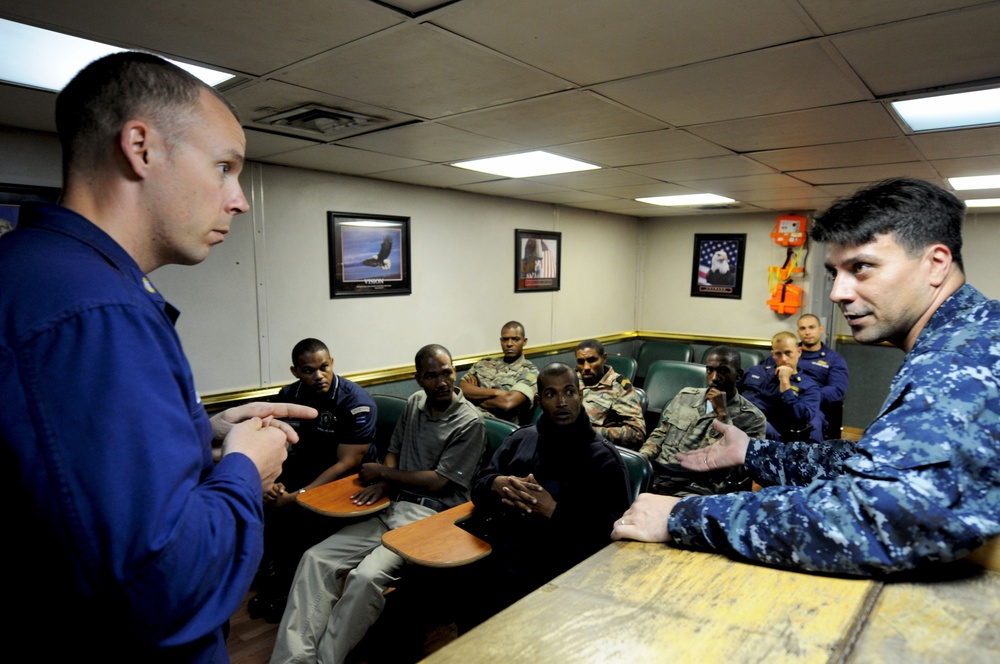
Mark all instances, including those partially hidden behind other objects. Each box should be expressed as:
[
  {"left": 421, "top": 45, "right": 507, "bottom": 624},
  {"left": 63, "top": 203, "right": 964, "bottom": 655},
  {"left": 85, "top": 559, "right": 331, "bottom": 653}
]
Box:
[{"left": 269, "top": 501, "right": 435, "bottom": 664}]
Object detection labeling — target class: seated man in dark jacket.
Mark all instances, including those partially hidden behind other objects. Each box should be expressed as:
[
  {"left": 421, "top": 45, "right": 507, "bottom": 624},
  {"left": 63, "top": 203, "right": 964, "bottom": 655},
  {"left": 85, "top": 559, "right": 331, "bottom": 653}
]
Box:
[{"left": 465, "top": 362, "right": 632, "bottom": 623}]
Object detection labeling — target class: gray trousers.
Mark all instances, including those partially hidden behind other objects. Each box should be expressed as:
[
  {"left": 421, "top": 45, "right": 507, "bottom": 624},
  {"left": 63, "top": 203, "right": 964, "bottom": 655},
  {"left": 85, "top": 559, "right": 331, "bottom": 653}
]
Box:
[{"left": 269, "top": 501, "right": 435, "bottom": 664}]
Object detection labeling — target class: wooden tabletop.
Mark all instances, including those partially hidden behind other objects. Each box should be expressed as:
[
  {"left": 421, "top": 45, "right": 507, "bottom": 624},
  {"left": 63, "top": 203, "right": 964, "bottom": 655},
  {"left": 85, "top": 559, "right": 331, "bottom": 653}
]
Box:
[
  {"left": 424, "top": 541, "right": 877, "bottom": 663},
  {"left": 848, "top": 563, "right": 1000, "bottom": 662},
  {"left": 382, "top": 502, "right": 491, "bottom": 568},
  {"left": 295, "top": 473, "right": 390, "bottom": 517},
  {"left": 424, "top": 538, "right": 1000, "bottom": 663}
]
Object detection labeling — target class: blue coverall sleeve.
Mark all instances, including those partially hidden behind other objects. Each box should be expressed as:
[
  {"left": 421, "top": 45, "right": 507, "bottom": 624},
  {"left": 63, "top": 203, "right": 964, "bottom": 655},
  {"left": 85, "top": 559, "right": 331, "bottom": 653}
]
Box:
[{"left": 19, "top": 304, "right": 264, "bottom": 647}]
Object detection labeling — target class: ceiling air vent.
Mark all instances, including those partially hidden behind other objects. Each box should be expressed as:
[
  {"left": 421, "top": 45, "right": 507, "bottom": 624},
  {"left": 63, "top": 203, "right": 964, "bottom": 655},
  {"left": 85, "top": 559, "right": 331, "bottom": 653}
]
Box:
[{"left": 254, "top": 104, "right": 386, "bottom": 139}]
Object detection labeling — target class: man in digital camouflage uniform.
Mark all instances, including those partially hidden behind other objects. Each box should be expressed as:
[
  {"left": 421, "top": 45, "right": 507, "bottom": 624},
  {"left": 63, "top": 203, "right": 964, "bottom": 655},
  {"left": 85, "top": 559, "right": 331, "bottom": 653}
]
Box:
[
  {"left": 639, "top": 346, "right": 765, "bottom": 495},
  {"left": 460, "top": 321, "right": 538, "bottom": 424},
  {"left": 614, "top": 178, "right": 1000, "bottom": 576},
  {"left": 575, "top": 339, "right": 645, "bottom": 449}
]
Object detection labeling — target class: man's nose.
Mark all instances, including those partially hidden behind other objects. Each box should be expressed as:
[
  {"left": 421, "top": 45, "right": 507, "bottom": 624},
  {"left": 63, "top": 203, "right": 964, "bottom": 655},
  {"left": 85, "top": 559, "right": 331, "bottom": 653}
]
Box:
[
  {"left": 228, "top": 184, "right": 249, "bottom": 215},
  {"left": 829, "top": 274, "right": 852, "bottom": 303}
]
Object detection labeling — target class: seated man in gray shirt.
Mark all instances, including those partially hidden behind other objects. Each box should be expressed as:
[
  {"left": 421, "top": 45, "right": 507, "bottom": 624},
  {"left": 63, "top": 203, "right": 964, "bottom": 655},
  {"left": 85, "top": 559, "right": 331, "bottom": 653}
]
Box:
[
  {"left": 271, "top": 344, "right": 486, "bottom": 664},
  {"left": 639, "top": 346, "right": 766, "bottom": 495}
]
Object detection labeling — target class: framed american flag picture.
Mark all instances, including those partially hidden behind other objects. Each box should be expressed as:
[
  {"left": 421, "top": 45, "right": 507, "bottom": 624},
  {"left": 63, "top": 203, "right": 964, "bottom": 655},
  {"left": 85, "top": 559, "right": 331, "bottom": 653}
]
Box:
[
  {"left": 515, "top": 229, "right": 561, "bottom": 292},
  {"left": 690, "top": 233, "right": 745, "bottom": 299}
]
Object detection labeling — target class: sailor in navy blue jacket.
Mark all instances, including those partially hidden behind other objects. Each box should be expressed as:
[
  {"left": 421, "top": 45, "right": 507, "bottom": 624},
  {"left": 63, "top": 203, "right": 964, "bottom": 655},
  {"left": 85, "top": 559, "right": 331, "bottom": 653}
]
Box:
[{"left": 741, "top": 332, "right": 824, "bottom": 443}]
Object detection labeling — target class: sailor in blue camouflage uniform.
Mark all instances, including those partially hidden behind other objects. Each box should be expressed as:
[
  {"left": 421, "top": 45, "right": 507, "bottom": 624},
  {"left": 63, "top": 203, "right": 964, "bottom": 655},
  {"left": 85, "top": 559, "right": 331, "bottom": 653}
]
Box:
[{"left": 613, "top": 178, "right": 1000, "bottom": 576}]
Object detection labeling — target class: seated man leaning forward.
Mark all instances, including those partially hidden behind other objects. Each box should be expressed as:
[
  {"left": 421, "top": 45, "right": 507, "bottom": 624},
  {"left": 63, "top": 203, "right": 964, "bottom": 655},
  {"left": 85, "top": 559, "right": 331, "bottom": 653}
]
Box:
[
  {"left": 638, "top": 346, "right": 766, "bottom": 496},
  {"left": 271, "top": 344, "right": 486, "bottom": 664},
  {"left": 614, "top": 178, "right": 1000, "bottom": 576},
  {"left": 460, "top": 320, "right": 538, "bottom": 424},
  {"left": 251, "top": 338, "right": 377, "bottom": 621},
  {"left": 575, "top": 338, "right": 646, "bottom": 449},
  {"left": 741, "top": 331, "right": 824, "bottom": 443},
  {"left": 466, "top": 362, "right": 632, "bottom": 621}
]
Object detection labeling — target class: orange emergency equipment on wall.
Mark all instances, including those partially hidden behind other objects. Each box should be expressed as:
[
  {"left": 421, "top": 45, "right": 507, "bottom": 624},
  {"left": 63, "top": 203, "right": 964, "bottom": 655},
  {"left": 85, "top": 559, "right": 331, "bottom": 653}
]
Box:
[
  {"left": 771, "top": 215, "right": 808, "bottom": 246},
  {"left": 768, "top": 215, "right": 808, "bottom": 315}
]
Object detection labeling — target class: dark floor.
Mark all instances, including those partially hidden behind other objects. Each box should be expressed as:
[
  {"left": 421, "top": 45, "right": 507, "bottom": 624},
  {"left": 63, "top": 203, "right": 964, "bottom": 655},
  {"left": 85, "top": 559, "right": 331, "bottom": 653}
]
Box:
[{"left": 226, "top": 589, "right": 460, "bottom": 664}]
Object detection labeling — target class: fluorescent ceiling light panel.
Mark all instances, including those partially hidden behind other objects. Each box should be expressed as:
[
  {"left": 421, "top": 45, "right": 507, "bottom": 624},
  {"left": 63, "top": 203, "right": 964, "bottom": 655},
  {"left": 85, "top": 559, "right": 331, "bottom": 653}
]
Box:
[
  {"left": 452, "top": 151, "right": 600, "bottom": 178},
  {"left": 949, "top": 175, "right": 1000, "bottom": 190},
  {"left": 891, "top": 87, "right": 1000, "bottom": 132},
  {"left": 0, "top": 18, "right": 233, "bottom": 92},
  {"left": 636, "top": 194, "right": 737, "bottom": 206},
  {"left": 964, "top": 198, "right": 1000, "bottom": 208}
]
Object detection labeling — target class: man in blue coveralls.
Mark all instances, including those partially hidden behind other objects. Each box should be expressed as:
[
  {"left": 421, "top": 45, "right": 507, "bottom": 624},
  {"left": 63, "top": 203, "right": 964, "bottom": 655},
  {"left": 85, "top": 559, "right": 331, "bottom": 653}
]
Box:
[
  {"left": 741, "top": 331, "right": 824, "bottom": 443},
  {"left": 0, "top": 53, "right": 316, "bottom": 661},
  {"left": 795, "top": 313, "right": 850, "bottom": 437}
]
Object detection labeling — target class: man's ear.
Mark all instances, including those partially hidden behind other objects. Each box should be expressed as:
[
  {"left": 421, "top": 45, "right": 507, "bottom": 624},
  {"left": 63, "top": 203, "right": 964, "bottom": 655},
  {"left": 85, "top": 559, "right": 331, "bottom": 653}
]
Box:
[
  {"left": 289, "top": 365, "right": 299, "bottom": 379},
  {"left": 119, "top": 119, "right": 154, "bottom": 179},
  {"left": 925, "top": 244, "right": 954, "bottom": 287}
]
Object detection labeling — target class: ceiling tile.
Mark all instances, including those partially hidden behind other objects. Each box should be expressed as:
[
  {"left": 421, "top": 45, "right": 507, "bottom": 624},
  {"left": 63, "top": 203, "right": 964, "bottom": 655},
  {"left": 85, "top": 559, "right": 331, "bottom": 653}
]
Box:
[
  {"left": 551, "top": 130, "right": 731, "bottom": 167},
  {"left": 515, "top": 190, "right": 616, "bottom": 204},
  {"left": 791, "top": 162, "right": 939, "bottom": 185},
  {"left": 442, "top": 91, "right": 665, "bottom": 145},
  {"left": 0, "top": 0, "right": 402, "bottom": 75},
  {"left": 367, "top": 164, "right": 500, "bottom": 188},
  {"left": 747, "top": 138, "right": 923, "bottom": 171},
  {"left": 244, "top": 129, "right": 319, "bottom": 159},
  {"left": 736, "top": 184, "right": 838, "bottom": 203},
  {"left": 798, "top": 0, "right": 994, "bottom": 35},
  {"left": 910, "top": 126, "right": 1000, "bottom": 160},
  {"left": 590, "top": 183, "right": 697, "bottom": 199},
  {"left": 930, "top": 156, "right": 1000, "bottom": 177},
  {"left": 595, "top": 41, "right": 870, "bottom": 126},
  {"left": 624, "top": 155, "right": 775, "bottom": 182},
  {"left": 261, "top": 144, "right": 426, "bottom": 174},
  {"left": 275, "top": 23, "right": 569, "bottom": 119},
  {"left": 674, "top": 173, "right": 809, "bottom": 195},
  {"left": 573, "top": 199, "right": 671, "bottom": 216},
  {"left": 830, "top": 4, "right": 1000, "bottom": 95},
  {"left": 688, "top": 103, "right": 901, "bottom": 152},
  {"left": 432, "top": 0, "right": 815, "bottom": 85},
  {"left": 337, "top": 122, "right": 526, "bottom": 162},
  {"left": 747, "top": 196, "right": 835, "bottom": 213},
  {"left": 527, "top": 169, "right": 659, "bottom": 190},
  {"left": 453, "top": 180, "right": 572, "bottom": 197}
]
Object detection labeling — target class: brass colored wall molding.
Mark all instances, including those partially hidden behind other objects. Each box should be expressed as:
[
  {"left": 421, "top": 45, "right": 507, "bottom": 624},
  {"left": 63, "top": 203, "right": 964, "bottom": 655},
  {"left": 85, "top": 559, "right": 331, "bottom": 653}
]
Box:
[{"left": 200, "top": 330, "right": 769, "bottom": 407}]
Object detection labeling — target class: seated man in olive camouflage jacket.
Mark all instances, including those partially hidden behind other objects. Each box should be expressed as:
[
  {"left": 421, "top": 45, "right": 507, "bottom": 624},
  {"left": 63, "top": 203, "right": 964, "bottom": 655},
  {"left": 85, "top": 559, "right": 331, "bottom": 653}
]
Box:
[
  {"left": 639, "top": 346, "right": 765, "bottom": 495},
  {"left": 460, "top": 321, "right": 538, "bottom": 424},
  {"left": 575, "top": 339, "right": 645, "bottom": 449}
]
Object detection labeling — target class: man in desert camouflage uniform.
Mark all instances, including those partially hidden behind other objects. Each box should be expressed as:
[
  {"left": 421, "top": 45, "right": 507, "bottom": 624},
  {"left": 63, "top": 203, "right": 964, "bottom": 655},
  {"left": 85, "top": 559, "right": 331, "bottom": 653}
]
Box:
[
  {"left": 639, "top": 346, "right": 765, "bottom": 495},
  {"left": 575, "top": 339, "right": 645, "bottom": 449},
  {"left": 615, "top": 178, "right": 1000, "bottom": 575},
  {"left": 460, "top": 321, "right": 538, "bottom": 424}
]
